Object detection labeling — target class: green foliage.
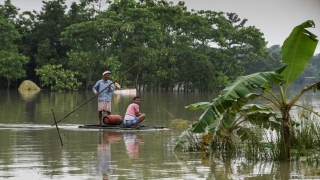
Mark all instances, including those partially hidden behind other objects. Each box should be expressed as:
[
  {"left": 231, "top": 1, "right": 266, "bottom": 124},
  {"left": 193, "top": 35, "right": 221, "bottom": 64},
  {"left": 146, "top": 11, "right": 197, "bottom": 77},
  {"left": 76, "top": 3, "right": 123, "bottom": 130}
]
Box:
[
  {"left": 35, "top": 64, "right": 82, "bottom": 91},
  {"left": 290, "top": 109, "right": 320, "bottom": 156},
  {"left": 3, "top": 0, "right": 273, "bottom": 90},
  {"left": 0, "top": 15, "right": 20, "bottom": 50},
  {"left": 0, "top": 15, "right": 28, "bottom": 88},
  {"left": 280, "top": 20, "right": 318, "bottom": 86},
  {"left": 0, "top": 0, "right": 19, "bottom": 20},
  {"left": 180, "top": 20, "right": 319, "bottom": 160},
  {"left": 177, "top": 104, "right": 320, "bottom": 161},
  {"left": 208, "top": 104, "right": 281, "bottom": 152},
  {"left": 174, "top": 129, "right": 203, "bottom": 152},
  {"left": 185, "top": 71, "right": 283, "bottom": 133},
  {"left": 28, "top": 0, "right": 70, "bottom": 68},
  {"left": 243, "top": 45, "right": 282, "bottom": 75},
  {"left": 5, "top": 0, "right": 319, "bottom": 93},
  {"left": 0, "top": 50, "right": 28, "bottom": 80}
]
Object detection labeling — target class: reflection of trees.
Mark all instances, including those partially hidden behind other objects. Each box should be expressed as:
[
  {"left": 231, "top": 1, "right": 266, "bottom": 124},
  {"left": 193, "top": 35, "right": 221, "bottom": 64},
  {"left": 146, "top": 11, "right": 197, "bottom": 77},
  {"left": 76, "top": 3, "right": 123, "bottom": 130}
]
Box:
[
  {"left": 39, "top": 90, "right": 97, "bottom": 124},
  {"left": 277, "top": 162, "right": 290, "bottom": 180},
  {"left": 139, "top": 92, "right": 219, "bottom": 126},
  {"left": 9, "top": 90, "right": 53, "bottom": 124},
  {"left": 113, "top": 92, "right": 136, "bottom": 106},
  {"left": 173, "top": 152, "right": 293, "bottom": 179},
  {"left": 208, "top": 155, "right": 291, "bottom": 179},
  {"left": 111, "top": 93, "right": 137, "bottom": 115}
]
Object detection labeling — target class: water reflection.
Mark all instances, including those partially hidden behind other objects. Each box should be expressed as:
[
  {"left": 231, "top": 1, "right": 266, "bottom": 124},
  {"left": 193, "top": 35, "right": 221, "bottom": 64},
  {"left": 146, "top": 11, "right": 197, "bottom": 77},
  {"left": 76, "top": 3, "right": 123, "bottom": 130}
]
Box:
[
  {"left": 1, "top": 89, "right": 320, "bottom": 179},
  {"left": 18, "top": 90, "right": 41, "bottom": 123},
  {"left": 18, "top": 89, "right": 40, "bottom": 102},
  {"left": 95, "top": 131, "right": 122, "bottom": 179},
  {"left": 123, "top": 132, "right": 145, "bottom": 161},
  {"left": 94, "top": 130, "right": 146, "bottom": 179}
]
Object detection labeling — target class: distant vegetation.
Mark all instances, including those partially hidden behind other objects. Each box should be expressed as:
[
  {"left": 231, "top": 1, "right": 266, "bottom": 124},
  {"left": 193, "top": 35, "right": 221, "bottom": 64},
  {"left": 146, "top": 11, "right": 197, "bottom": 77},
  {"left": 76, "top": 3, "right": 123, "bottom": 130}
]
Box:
[{"left": 0, "top": 0, "right": 319, "bottom": 91}]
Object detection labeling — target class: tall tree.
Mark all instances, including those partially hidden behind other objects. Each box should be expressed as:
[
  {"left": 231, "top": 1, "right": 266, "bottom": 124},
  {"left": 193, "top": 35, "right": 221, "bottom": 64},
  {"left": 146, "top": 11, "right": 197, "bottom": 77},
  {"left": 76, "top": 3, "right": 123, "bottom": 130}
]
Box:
[
  {"left": 243, "top": 45, "right": 282, "bottom": 75},
  {"left": 33, "top": 0, "right": 70, "bottom": 66},
  {"left": 14, "top": 10, "right": 38, "bottom": 82},
  {"left": 0, "top": 0, "right": 18, "bottom": 20},
  {"left": 61, "top": 0, "right": 112, "bottom": 89},
  {"left": 0, "top": 14, "right": 28, "bottom": 89}
]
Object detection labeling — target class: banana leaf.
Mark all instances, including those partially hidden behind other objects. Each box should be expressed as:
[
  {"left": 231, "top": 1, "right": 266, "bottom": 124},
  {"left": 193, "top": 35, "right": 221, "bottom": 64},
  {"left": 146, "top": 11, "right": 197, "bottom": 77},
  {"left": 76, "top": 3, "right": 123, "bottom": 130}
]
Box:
[
  {"left": 207, "top": 104, "right": 280, "bottom": 150},
  {"left": 280, "top": 20, "right": 318, "bottom": 84},
  {"left": 186, "top": 72, "right": 284, "bottom": 133},
  {"left": 236, "top": 127, "right": 254, "bottom": 141},
  {"left": 241, "top": 104, "right": 281, "bottom": 131}
]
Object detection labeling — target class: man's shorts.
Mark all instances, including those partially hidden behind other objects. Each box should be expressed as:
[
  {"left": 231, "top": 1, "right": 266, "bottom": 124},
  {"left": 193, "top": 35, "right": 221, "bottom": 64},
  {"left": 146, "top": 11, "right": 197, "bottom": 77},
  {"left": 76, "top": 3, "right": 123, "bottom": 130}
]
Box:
[
  {"left": 123, "top": 117, "right": 139, "bottom": 127},
  {"left": 98, "top": 101, "right": 111, "bottom": 112}
]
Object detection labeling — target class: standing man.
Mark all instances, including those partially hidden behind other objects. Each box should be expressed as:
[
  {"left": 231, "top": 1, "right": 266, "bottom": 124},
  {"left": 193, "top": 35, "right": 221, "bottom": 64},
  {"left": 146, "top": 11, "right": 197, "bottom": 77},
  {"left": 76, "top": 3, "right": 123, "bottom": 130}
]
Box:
[
  {"left": 123, "top": 96, "right": 146, "bottom": 128},
  {"left": 93, "top": 71, "right": 115, "bottom": 125}
]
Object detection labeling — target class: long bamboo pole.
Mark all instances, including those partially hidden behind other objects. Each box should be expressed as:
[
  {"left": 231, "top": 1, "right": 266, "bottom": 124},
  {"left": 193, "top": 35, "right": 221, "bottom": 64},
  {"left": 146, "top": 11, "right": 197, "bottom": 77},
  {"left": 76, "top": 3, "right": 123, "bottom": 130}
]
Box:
[
  {"left": 51, "top": 62, "right": 139, "bottom": 126},
  {"left": 51, "top": 109, "right": 63, "bottom": 147}
]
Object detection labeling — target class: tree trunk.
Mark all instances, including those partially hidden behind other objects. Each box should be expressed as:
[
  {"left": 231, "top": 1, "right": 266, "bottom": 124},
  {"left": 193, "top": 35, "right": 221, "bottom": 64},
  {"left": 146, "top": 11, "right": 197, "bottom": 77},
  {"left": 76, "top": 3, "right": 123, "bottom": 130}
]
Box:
[
  {"left": 282, "top": 109, "right": 290, "bottom": 160},
  {"left": 7, "top": 79, "right": 11, "bottom": 90},
  {"left": 85, "top": 71, "right": 92, "bottom": 90}
]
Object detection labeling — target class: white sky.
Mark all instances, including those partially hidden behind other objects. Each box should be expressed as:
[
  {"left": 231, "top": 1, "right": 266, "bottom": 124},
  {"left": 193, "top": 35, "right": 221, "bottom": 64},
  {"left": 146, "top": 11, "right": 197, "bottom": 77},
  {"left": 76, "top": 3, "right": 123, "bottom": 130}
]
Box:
[{"left": 4, "top": 0, "right": 320, "bottom": 54}]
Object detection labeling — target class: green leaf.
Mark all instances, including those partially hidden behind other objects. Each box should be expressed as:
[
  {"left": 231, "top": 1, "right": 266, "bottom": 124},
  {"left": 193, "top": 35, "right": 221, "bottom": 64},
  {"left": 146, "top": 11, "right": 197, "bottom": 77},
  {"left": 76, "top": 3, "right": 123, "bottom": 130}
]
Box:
[
  {"left": 185, "top": 102, "right": 210, "bottom": 110},
  {"left": 186, "top": 71, "right": 284, "bottom": 133},
  {"left": 242, "top": 104, "right": 281, "bottom": 131},
  {"left": 280, "top": 20, "right": 318, "bottom": 84}
]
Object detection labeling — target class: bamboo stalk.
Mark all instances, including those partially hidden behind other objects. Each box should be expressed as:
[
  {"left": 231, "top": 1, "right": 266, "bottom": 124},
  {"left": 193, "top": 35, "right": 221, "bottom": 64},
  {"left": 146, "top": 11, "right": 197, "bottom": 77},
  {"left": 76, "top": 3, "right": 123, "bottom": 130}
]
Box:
[{"left": 52, "top": 109, "right": 63, "bottom": 147}]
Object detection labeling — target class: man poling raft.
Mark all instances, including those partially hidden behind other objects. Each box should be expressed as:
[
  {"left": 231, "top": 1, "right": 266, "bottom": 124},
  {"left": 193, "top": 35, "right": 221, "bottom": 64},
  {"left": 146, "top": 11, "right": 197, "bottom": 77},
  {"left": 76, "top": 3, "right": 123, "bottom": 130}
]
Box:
[
  {"left": 92, "top": 70, "right": 115, "bottom": 126},
  {"left": 51, "top": 63, "right": 139, "bottom": 126}
]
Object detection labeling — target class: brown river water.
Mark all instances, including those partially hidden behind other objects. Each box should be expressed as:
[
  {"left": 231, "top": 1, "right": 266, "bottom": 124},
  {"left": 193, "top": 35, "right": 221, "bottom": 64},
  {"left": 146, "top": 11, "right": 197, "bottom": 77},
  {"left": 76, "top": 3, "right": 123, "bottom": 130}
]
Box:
[{"left": 0, "top": 88, "right": 320, "bottom": 179}]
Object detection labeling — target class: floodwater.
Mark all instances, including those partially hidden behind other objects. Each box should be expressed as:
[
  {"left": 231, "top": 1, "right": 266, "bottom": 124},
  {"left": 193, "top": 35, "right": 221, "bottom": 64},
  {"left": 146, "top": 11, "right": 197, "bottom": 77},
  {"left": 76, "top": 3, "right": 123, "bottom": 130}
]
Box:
[{"left": 0, "top": 88, "right": 320, "bottom": 179}]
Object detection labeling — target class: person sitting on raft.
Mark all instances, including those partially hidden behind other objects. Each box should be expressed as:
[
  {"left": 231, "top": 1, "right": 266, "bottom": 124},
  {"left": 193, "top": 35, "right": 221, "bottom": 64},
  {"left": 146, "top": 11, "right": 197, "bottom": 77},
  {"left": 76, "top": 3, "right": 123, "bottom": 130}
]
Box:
[{"left": 123, "top": 96, "right": 146, "bottom": 128}]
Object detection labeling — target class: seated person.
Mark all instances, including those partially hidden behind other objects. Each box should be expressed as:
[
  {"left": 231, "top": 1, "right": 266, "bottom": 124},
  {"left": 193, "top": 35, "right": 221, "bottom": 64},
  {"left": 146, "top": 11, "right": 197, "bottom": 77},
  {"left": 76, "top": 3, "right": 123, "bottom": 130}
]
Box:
[{"left": 123, "top": 96, "right": 146, "bottom": 128}]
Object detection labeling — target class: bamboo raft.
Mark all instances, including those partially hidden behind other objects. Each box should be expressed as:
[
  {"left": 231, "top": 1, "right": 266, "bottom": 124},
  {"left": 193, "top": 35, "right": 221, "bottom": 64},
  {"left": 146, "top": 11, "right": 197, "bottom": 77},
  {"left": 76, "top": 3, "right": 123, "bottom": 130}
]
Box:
[
  {"left": 78, "top": 124, "right": 167, "bottom": 130},
  {"left": 78, "top": 115, "right": 166, "bottom": 130}
]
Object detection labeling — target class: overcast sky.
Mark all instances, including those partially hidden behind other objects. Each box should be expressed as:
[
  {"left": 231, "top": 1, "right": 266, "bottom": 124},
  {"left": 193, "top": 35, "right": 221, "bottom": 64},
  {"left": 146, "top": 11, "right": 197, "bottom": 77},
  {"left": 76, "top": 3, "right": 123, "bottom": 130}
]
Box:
[{"left": 4, "top": 0, "right": 320, "bottom": 54}]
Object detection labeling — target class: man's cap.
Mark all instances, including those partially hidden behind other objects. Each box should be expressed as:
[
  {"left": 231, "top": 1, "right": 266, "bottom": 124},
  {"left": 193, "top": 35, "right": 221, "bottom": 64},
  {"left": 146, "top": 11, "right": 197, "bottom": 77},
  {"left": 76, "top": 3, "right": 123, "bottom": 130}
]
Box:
[{"left": 102, "top": 71, "right": 111, "bottom": 75}]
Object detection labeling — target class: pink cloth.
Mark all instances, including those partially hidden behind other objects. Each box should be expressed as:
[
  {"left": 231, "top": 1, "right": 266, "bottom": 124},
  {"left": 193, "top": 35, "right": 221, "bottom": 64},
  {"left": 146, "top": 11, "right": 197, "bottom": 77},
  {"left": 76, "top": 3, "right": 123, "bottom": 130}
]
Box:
[
  {"left": 125, "top": 103, "right": 139, "bottom": 117},
  {"left": 98, "top": 101, "right": 111, "bottom": 112}
]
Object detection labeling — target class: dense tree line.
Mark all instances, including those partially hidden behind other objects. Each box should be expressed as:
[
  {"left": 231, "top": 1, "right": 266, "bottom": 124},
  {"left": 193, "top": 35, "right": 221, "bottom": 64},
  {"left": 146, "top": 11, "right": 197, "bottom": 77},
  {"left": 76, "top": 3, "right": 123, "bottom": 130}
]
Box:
[{"left": 0, "top": 0, "right": 318, "bottom": 91}]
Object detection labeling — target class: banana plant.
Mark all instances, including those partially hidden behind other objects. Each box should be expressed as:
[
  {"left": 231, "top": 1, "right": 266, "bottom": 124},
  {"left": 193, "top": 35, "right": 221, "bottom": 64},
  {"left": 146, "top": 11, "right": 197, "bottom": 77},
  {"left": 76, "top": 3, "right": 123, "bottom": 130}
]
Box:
[
  {"left": 208, "top": 104, "right": 281, "bottom": 151},
  {"left": 182, "top": 20, "right": 319, "bottom": 159}
]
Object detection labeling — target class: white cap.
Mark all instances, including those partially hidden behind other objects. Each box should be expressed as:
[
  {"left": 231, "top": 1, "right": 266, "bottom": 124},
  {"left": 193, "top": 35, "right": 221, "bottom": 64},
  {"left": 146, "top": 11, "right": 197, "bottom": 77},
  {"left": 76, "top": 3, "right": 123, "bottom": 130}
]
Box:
[{"left": 102, "top": 71, "right": 111, "bottom": 75}]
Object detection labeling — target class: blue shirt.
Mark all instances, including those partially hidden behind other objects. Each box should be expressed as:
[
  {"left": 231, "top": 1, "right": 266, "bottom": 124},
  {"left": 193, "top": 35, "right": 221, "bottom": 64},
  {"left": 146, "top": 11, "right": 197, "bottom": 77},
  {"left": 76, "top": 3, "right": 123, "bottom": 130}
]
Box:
[{"left": 92, "top": 79, "right": 115, "bottom": 101}]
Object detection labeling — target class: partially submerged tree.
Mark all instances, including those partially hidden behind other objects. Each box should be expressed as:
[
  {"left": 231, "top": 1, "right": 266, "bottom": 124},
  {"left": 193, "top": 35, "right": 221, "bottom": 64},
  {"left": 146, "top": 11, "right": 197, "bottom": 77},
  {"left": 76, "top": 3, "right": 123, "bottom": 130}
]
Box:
[{"left": 178, "top": 20, "right": 319, "bottom": 160}]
